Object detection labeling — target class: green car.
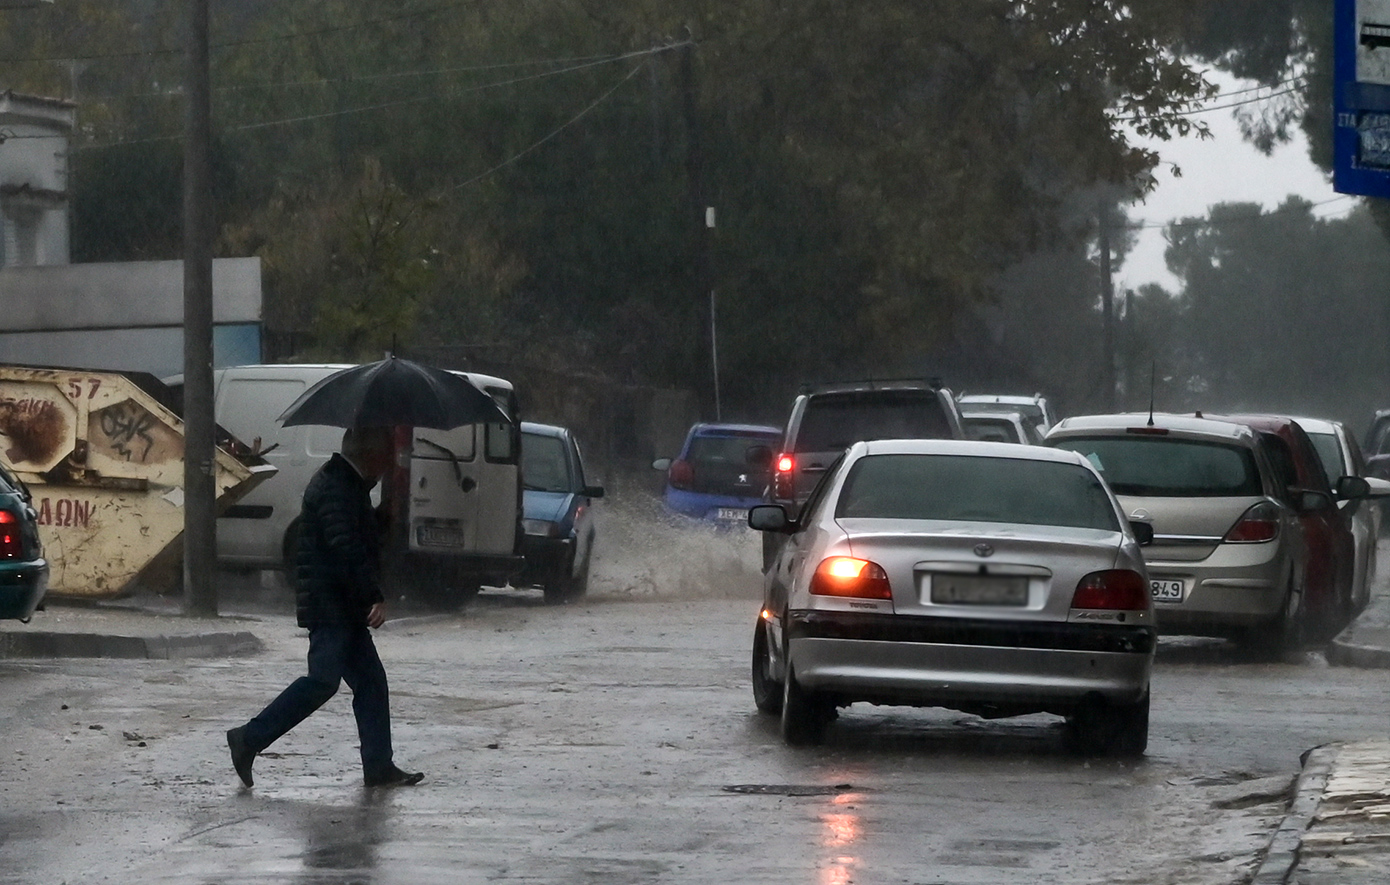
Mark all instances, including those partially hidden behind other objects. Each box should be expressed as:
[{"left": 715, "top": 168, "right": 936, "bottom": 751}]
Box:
[{"left": 0, "top": 464, "right": 48, "bottom": 622}]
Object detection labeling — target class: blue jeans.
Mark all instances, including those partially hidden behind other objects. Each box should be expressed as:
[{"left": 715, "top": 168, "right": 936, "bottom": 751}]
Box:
[{"left": 243, "top": 623, "right": 394, "bottom": 778}]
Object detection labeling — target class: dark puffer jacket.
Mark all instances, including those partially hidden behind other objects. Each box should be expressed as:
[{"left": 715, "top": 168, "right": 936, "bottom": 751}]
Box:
[{"left": 294, "top": 453, "right": 384, "bottom": 627}]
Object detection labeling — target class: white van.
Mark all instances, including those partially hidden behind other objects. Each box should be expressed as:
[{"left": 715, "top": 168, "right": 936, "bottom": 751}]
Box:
[{"left": 165, "top": 364, "right": 522, "bottom": 604}]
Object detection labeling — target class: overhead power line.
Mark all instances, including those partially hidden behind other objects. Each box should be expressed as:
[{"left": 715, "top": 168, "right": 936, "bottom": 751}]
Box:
[
  {"left": 451, "top": 62, "right": 648, "bottom": 190},
  {"left": 1126, "top": 195, "right": 1357, "bottom": 231},
  {"left": 59, "top": 45, "right": 676, "bottom": 151},
  {"left": 1, "top": 0, "right": 477, "bottom": 64}
]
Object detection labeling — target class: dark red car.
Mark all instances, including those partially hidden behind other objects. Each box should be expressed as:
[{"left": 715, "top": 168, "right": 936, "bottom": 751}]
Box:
[{"left": 1216, "top": 415, "right": 1357, "bottom": 640}]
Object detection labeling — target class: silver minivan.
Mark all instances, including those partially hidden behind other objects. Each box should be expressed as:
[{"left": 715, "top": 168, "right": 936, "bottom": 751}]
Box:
[{"left": 1046, "top": 413, "right": 1311, "bottom": 655}]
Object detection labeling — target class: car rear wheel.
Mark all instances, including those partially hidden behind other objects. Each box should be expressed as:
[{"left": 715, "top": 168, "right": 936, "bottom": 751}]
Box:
[
  {"left": 1241, "top": 567, "right": 1305, "bottom": 662},
  {"left": 751, "top": 620, "right": 782, "bottom": 714},
  {"left": 1068, "top": 692, "right": 1149, "bottom": 758},
  {"left": 781, "top": 660, "right": 833, "bottom": 745},
  {"left": 543, "top": 548, "right": 589, "bottom": 605}
]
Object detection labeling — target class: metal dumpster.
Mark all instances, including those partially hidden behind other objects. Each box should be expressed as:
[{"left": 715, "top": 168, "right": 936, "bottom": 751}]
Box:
[{"left": 0, "top": 365, "right": 274, "bottom": 599}]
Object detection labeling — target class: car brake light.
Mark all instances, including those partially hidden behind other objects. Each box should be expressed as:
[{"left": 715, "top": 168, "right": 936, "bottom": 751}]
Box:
[
  {"left": 1223, "top": 502, "right": 1280, "bottom": 543},
  {"left": 0, "top": 510, "right": 20, "bottom": 560},
  {"left": 1126, "top": 427, "right": 1169, "bottom": 435},
  {"left": 1071, "top": 569, "right": 1148, "bottom": 610},
  {"left": 774, "top": 453, "right": 795, "bottom": 499},
  {"left": 668, "top": 459, "right": 694, "bottom": 490},
  {"left": 810, "top": 556, "right": 892, "bottom": 599}
]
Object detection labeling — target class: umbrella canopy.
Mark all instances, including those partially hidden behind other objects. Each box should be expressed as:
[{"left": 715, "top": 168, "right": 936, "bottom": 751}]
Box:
[{"left": 278, "top": 357, "right": 511, "bottom": 429}]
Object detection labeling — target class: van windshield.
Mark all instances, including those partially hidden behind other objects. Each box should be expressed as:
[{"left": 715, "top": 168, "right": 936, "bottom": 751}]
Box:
[
  {"left": 1051, "top": 436, "right": 1262, "bottom": 497},
  {"left": 795, "top": 392, "right": 953, "bottom": 452}
]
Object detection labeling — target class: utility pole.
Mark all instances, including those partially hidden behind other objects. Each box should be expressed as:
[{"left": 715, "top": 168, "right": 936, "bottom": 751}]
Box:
[
  {"left": 183, "top": 0, "right": 217, "bottom": 616},
  {"left": 679, "top": 29, "right": 717, "bottom": 418},
  {"left": 1098, "top": 202, "right": 1116, "bottom": 413}
]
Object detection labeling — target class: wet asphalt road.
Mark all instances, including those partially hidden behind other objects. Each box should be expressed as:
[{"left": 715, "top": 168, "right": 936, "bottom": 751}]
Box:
[{"left": 3, "top": 519, "right": 1390, "bottom": 884}]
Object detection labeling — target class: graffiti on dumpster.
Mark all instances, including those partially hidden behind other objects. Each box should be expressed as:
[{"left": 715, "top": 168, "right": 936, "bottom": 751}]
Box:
[
  {"left": 99, "top": 402, "right": 157, "bottom": 462},
  {"left": 36, "top": 496, "right": 93, "bottom": 528},
  {"left": 0, "top": 398, "right": 68, "bottom": 466}
]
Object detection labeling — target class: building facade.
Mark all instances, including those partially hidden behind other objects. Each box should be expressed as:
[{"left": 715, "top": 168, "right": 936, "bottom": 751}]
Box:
[{"left": 0, "top": 90, "right": 75, "bottom": 268}]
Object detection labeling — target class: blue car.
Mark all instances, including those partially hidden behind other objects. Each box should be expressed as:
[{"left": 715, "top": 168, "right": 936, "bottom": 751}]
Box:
[
  {"left": 0, "top": 463, "right": 48, "bottom": 622},
  {"left": 654, "top": 423, "right": 781, "bottom": 525},
  {"left": 518, "top": 422, "right": 603, "bottom": 604}
]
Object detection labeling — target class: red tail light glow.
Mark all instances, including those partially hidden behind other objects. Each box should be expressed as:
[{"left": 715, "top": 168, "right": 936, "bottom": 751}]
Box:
[
  {"left": 773, "top": 453, "right": 795, "bottom": 499},
  {"left": 1224, "top": 502, "right": 1280, "bottom": 543},
  {"left": 667, "top": 459, "right": 694, "bottom": 490},
  {"left": 1071, "top": 569, "right": 1148, "bottom": 610},
  {"left": 0, "top": 510, "right": 21, "bottom": 560},
  {"left": 810, "top": 556, "right": 892, "bottom": 599}
]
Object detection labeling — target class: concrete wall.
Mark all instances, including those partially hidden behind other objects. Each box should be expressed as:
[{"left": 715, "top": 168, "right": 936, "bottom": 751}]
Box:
[{"left": 0, "top": 258, "right": 263, "bottom": 377}]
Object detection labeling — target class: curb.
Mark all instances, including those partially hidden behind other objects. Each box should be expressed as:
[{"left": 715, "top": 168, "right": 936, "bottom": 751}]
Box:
[
  {"left": 1326, "top": 635, "right": 1390, "bottom": 669},
  {"left": 0, "top": 629, "right": 263, "bottom": 660},
  {"left": 1250, "top": 743, "right": 1338, "bottom": 885}
]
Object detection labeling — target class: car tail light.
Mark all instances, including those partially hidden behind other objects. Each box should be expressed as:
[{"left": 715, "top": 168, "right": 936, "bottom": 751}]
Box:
[
  {"left": 1071, "top": 569, "right": 1148, "bottom": 610},
  {"left": 1223, "top": 502, "right": 1280, "bottom": 543},
  {"left": 810, "top": 556, "right": 892, "bottom": 599},
  {"left": 773, "top": 453, "right": 795, "bottom": 499},
  {"left": 667, "top": 459, "right": 694, "bottom": 490},
  {"left": 0, "top": 511, "right": 21, "bottom": 560}
]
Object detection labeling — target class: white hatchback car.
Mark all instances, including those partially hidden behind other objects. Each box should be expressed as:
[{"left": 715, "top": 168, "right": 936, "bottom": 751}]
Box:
[{"left": 749, "top": 439, "right": 1155, "bottom": 755}]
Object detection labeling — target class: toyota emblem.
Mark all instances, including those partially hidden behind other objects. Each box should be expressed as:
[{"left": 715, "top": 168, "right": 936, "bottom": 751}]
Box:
[{"left": 973, "top": 543, "right": 994, "bottom": 558}]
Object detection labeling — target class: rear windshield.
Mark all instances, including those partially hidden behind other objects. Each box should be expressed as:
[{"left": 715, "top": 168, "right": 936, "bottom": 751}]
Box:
[
  {"left": 521, "top": 433, "right": 571, "bottom": 492},
  {"left": 1306, "top": 431, "right": 1345, "bottom": 482},
  {"left": 1051, "top": 436, "right": 1262, "bottom": 497},
  {"left": 835, "top": 454, "right": 1119, "bottom": 531},
  {"left": 687, "top": 433, "right": 779, "bottom": 465},
  {"left": 795, "top": 392, "right": 953, "bottom": 452},
  {"left": 962, "top": 417, "right": 1022, "bottom": 444}
]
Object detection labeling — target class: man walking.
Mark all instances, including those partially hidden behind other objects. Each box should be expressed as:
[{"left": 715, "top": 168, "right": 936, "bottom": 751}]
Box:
[{"left": 227, "top": 425, "right": 423, "bottom": 788}]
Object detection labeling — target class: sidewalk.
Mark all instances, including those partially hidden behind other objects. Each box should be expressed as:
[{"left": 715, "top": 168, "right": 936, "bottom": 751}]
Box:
[
  {"left": 1251, "top": 582, "right": 1390, "bottom": 884},
  {"left": 0, "top": 590, "right": 266, "bottom": 660}
]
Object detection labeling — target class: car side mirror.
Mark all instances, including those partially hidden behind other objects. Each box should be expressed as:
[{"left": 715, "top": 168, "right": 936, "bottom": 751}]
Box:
[
  {"left": 1334, "top": 475, "right": 1372, "bottom": 500},
  {"left": 652, "top": 458, "right": 672, "bottom": 471},
  {"left": 583, "top": 485, "right": 605, "bottom": 499},
  {"left": 746, "top": 445, "right": 774, "bottom": 468},
  {"left": 1129, "top": 520, "right": 1154, "bottom": 546},
  {"left": 1296, "top": 489, "right": 1334, "bottom": 513},
  {"left": 748, "top": 504, "right": 793, "bottom": 533}
]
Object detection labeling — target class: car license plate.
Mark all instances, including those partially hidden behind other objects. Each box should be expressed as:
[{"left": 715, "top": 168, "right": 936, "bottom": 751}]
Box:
[
  {"left": 929, "top": 574, "right": 1028, "bottom": 606},
  {"left": 416, "top": 524, "right": 465, "bottom": 548},
  {"left": 1150, "top": 579, "right": 1184, "bottom": 601},
  {"left": 717, "top": 507, "right": 745, "bottom": 521}
]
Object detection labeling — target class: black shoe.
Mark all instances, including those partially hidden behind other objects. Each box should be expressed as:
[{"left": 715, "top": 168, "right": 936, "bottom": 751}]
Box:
[
  {"left": 364, "top": 765, "right": 425, "bottom": 787},
  {"left": 227, "top": 726, "right": 255, "bottom": 788}
]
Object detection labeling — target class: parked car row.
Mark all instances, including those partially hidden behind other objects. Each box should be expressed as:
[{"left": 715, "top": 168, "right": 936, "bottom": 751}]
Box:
[
  {"left": 158, "top": 364, "right": 600, "bottom": 610},
  {"left": 728, "top": 378, "right": 1390, "bottom": 753}
]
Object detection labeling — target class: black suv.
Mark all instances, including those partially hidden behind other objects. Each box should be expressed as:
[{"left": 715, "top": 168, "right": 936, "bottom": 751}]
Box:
[{"left": 761, "top": 381, "right": 965, "bottom": 568}]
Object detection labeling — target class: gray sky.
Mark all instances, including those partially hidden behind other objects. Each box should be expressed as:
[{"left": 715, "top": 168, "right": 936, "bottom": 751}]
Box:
[{"left": 1119, "top": 75, "right": 1354, "bottom": 294}]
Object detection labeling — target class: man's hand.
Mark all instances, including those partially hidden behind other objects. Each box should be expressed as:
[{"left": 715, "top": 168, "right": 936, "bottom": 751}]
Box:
[{"left": 367, "top": 603, "right": 387, "bottom": 629}]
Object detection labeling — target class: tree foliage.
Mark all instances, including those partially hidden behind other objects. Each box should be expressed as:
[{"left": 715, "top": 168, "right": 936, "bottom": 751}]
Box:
[{"left": 2, "top": 0, "right": 1220, "bottom": 418}]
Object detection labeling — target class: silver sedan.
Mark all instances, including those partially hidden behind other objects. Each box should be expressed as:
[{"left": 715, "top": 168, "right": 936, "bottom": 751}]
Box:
[{"left": 749, "top": 439, "right": 1154, "bottom": 755}]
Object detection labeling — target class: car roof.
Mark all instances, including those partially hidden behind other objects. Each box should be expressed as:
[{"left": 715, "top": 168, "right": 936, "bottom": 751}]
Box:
[
  {"left": 1048, "top": 412, "right": 1256, "bottom": 442},
  {"left": 688, "top": 422, "right": 780, "bottom": 436},
  {"left": 520, "top": 421, "right": 568, "bottom": 438},
  {"left": 1284, "top": 416, "right": 1343, "bottom": 435},
  {"left": 958, "top": 394, "right": 1045, "bottom": 404},
  {"left": 853, "top": 438, "right": 1088, "bottom": 466},
  {"left": 961, "top": 410, "right": 1025, "bottom": 424}
]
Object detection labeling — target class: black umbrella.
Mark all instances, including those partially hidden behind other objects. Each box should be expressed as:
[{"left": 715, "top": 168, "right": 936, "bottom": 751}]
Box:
[{"left": 277, "top": 357, "right": 510, "bottom": 429}]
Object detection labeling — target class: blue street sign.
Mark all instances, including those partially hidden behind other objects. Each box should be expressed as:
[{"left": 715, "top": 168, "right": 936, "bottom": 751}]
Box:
[{"left": 1336, "top": 0, "right": 1390, "bottom": 197}]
